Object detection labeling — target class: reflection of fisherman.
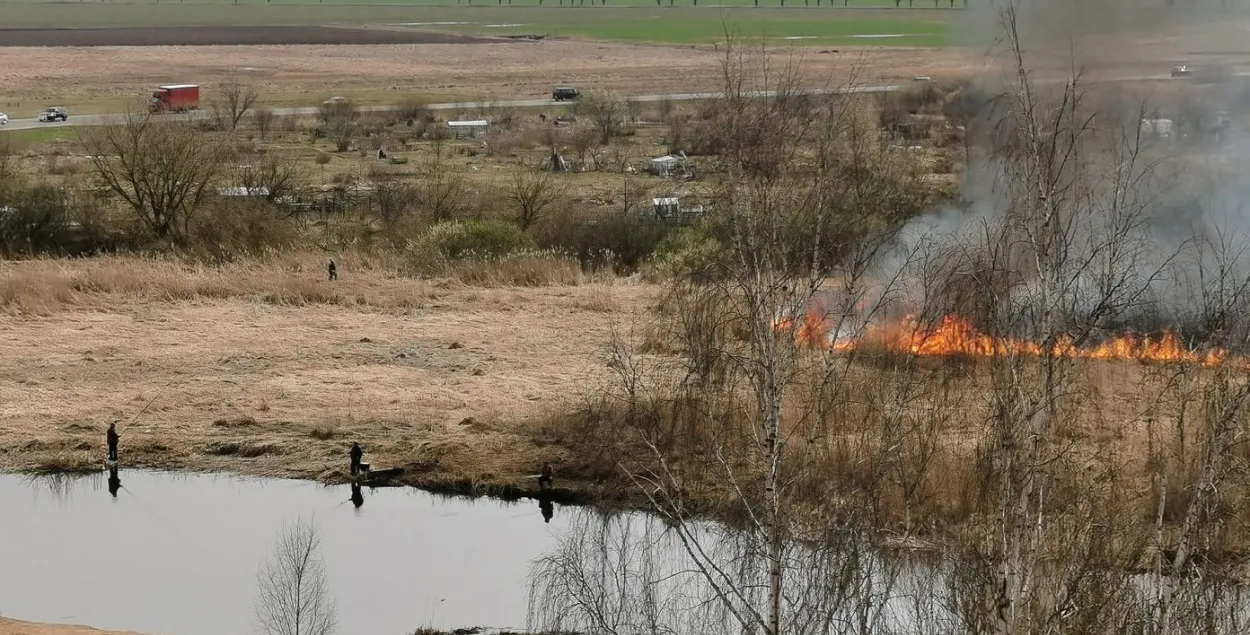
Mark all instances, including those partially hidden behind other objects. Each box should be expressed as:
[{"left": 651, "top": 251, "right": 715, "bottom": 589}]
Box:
[
  {"left": 539, "top": 498, "right": 553, "bottom": 523},
  {"left": 350, "top": 442, "right": 364, "bottom": 477},
  {"left": 107, "top": 466, "right": 121, "bottom": 498},
  {"left": 350, "top": 483, "right": 364, "bottom": 509},
  {"left": 538, "top": 462, "right": 553, "bottom": 491},
  {"left": 106, "top": 423, "right": 120, "bottom": 462}
]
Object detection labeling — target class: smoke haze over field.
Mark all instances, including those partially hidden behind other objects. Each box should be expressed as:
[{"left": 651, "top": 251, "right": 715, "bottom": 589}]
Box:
[{"left": 860, "top": 1, "right": 1250, "bottom": 347}]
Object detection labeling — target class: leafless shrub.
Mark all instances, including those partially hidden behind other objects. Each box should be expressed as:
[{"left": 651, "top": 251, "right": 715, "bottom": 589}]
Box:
[
  {"left": 572, "top": 90, "right": 628, "bottom": 144},
  {"left": 229, "top": 154, "right": 304, "bottom": 204},
  {"left": 319, "top": 98, "right": 359, "bottom": 152},
  {"left": 253, "top": 106, "right": 276, "bottom": 140},
  {"left": 509, "top": 167, "right": 566, "bottom": 230},
  {"left": 414, "top": 161, "right": 467, "bottom": 222}
]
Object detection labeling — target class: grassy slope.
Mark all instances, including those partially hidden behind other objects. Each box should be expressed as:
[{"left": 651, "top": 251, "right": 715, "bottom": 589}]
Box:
[{"left": 0, "top": 2, "right": 956, "bottom": 46}]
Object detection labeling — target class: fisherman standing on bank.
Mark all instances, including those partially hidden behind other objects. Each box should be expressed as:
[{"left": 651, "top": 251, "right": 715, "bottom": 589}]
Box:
[
  {"left": 538, "top": 461, "right": 554, "bottom": 491},
  {"left": 106, "top": 422, "right": 120, "bottom": 462},
  {"left": 349, "top": 442, "right": 364, "bottom": 477}
]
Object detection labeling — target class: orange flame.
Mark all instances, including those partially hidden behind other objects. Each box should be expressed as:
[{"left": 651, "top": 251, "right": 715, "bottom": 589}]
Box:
[{"left": 777, "top": 312, "right": 1229, "bottom": 366}]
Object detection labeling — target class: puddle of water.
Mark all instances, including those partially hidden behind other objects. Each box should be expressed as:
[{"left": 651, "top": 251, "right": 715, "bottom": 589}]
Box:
[
  {"left": 392, "top": 21, "right": 477, "bottom": 26},
  {"left": 1, "top": 470, "right": 566, "bottom": 635},
  {"left": 849, "top": 34, "right": 909, "bottom": 39}
]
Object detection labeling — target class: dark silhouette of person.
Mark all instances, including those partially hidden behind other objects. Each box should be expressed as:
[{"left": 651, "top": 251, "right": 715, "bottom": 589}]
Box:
[
  {"left": 106, "top": 423, "right": 119, "bottom": 462},
  {"left": 350, "top": 442, "right": 363, "bottom": 476},
  {"left": 539, "top": 497, "right": 553, "bottom": 523},
  {"left": 107, "top": 465, "right": 121, "bottom": 498},
  {"left": 350, "top": 483, "right": 364, "bottom": 508},
  {"left": 328, "top": 259, "right": 338, "bottom": 281},
  {"left": 538, "top": 461, "right": 554, "bottom": 491}
]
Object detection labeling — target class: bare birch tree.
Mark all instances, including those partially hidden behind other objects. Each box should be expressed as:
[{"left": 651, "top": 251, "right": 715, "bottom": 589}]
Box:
[{"left": 253, "top": 516, "right": 337, "bottom": 635}]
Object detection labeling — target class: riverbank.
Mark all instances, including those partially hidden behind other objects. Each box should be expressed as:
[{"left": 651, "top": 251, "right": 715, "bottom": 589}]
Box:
[
  {"left": 0, "top": 255, "right": 655, "bottom": 501},
  {"left": 0, "top": 618, "right": 146, "bottom": 635}
]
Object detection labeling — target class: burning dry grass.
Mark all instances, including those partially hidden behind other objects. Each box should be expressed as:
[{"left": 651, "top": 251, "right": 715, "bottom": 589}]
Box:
[{"left": 0, "top": 254, "right": 655, "bottom": 494}]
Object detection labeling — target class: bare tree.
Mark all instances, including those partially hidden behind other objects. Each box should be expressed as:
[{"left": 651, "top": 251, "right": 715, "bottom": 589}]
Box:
[
  {"left": 253, "top": 106, "right": 276, "bottom": 140},
  {"left": 509, "top": 167, "right": 566, "bottom": 230},
  {"left": 231, "top": 154, "right": 304, "bottom": 204},
  {"left": 319, "top": 98, "right": 359, "bottom": 152},
  {"left": 253, "top": 516, "right": 337, "bottom": 635},
  {"left": 572, "top": 90, "right": 628, "bottom": 144},
  {"left": 83, "top": 114, "right": 231, "bottom": 243},
  {"left": 415, "top": 161, "right": 466, "bottom": 222},
  {"left": 215, "top": 83, "right": 260, "bottom": 131}
]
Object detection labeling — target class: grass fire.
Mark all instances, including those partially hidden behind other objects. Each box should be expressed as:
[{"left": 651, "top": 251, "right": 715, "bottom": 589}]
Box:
[{"left": 783, "top": 311, "right": 1232, "bottom": 365}]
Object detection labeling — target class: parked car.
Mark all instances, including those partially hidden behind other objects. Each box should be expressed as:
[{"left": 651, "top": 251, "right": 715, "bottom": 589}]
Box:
[
  {"left": 552, "top": 86, "right": 580, "bottom": 102},
  {"left": 37, "top": 107, "right": 68, "bottom": 122},
  {"left": 1172, "top": 64, "right": 1192, "bottom": 77},
  {"left": 0, "top": 112, "right": 8, "bottom": 126}
]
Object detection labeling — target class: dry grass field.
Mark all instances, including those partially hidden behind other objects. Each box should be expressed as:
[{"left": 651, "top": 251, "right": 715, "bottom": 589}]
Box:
[
  {"left": 0, "top": 41, "right": 978, "bottom": 117},
  {"left": 0, "top": 618, "right": 146, "bottom": 635},
  {"left": 0, "top": 255, "right": 657, "bottom": 496}
]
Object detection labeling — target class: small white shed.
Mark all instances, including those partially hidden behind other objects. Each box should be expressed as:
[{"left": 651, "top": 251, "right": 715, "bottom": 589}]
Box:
[
  {"left": 447, "top": 119, "right": 490, "bottom": 139},
  {"left": 649, "top": 155, "right": 681, "bottom": 177},
  {"left": 652, "top": 197, "right": 680, "bottom": 218}
]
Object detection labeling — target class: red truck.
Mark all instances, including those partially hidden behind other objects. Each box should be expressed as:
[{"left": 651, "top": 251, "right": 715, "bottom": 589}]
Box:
[{"left": 149, "top": 84, "right": 200, "bottom": 113}]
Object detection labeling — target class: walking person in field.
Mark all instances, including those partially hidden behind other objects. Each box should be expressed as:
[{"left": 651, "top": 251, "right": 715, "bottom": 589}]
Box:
[{"left": 106, "top": 422, "right": 119, "bottom": 462}]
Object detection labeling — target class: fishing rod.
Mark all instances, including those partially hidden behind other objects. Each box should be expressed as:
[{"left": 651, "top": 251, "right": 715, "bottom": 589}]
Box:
[{"left": 117, "top": 378, "right": 175, "bottom": 434}]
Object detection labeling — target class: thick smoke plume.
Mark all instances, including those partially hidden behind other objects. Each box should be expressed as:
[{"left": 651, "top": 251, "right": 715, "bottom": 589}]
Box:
[{"left": 864, "top": 0, "right": 1250, "bottom": 350}]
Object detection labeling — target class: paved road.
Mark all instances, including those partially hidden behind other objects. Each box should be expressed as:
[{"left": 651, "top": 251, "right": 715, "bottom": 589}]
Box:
[
  {"left": 0, "top": 85, "right": 903, "bottom": 132},
  {"left": 0, "top": 74, "right": 1206, "bottom": 133}
]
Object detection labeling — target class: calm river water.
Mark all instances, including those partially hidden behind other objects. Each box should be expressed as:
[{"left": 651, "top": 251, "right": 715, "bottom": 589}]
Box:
[{"left": 0, "top": 470, "right": 567, "bottom": 635}]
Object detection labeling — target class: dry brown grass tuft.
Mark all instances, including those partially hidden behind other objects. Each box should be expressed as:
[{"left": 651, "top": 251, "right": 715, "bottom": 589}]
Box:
[
  {"left": 0, "top": 251, "right": 603, "bottom": 315},
  {"left": 447, "top": 253, "right": 588, "bottom": 287}
]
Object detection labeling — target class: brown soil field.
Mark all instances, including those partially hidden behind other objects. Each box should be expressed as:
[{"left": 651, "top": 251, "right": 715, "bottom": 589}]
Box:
[
  {"left": 0, "top": 255, "right": 655, "bottom": 498},
  {"left": 0, "top": 26, "right": 492, "bottom": 47},
  {"left": 0, "top": 41, "right": 978, "bottom": 115}
]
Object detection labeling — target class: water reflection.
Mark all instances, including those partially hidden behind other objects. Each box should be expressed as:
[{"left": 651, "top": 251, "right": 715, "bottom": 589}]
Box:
[
  {"left": 1, "top": 470, "right": 569, "bottom": 635},
  {"left": 539, "top": 497, "right": 554, "bottom": 524},
  {"left": 107, "top": 466, "right": 121, "bottom": 498},
  {"left": 526, "top": 511, "right": 1250, "bottom": 635}
]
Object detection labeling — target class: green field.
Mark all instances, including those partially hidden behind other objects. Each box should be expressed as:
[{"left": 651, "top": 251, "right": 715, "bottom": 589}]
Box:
[
  {"left": 0, "top": 1, "right": 956, "bottom": 46},
  {"left": 1, "top": 127, "right": 79, "bottom": 143}
]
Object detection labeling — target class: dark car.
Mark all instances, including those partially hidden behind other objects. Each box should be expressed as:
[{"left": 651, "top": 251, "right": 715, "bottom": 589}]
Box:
[
  {"left": 552, "top": 86, "right": 580, "bottom": 102},
  {"left": 37, "top": 106, "right": 68, "bottom": 122}
]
